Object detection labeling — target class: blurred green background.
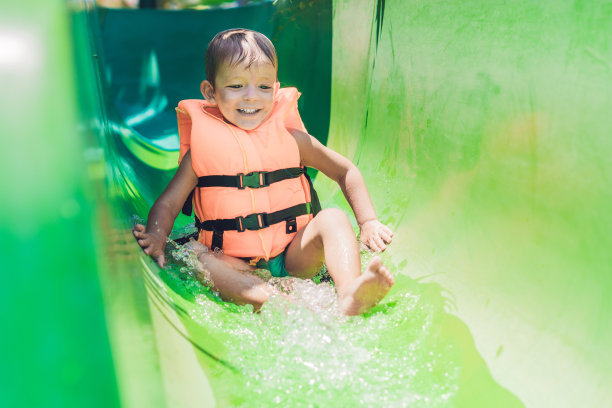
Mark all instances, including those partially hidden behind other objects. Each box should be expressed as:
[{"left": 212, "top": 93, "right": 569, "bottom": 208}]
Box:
[
  {"left": 0, "top": 0, "right": 119, "bottom": 407},
  {"left": 323, "top": 1, "right": 612, "bottom": 406},
  {"left": 1, "top": 0, "right": 611, "bottom": 407}
]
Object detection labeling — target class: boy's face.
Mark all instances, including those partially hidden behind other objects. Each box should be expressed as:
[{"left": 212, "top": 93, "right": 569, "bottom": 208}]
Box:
[{"left": 201, "top": 60, "right": 277, "bottom": 130}]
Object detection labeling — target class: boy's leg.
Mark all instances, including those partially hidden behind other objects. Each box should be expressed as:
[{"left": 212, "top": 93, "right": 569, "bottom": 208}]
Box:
[
  {"left": 284, "top": 208, "right": 394, "bottom": 315},
  {"left": 189, "top": 242, "right": 278, "bottom": 311}
]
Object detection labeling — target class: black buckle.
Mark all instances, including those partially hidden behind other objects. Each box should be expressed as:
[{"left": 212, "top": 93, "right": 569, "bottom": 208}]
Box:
[
  {"left": 238, "top": 172, "right": 268, "bottom": 189},
  {"left": 237, "top": 213, "right": 268, "bottom": 232},
  {"left": 286, "top": 217, "right": 297, "bottom": 234}
]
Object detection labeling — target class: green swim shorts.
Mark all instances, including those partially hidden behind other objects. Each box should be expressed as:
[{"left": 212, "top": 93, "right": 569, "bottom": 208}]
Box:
[{"left": 252, "top": 250, "right": 289, "bottom": 278}]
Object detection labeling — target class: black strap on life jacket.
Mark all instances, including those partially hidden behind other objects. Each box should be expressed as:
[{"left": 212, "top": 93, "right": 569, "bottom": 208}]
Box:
[
  {"left": 303, "top": 170, "right": 321, "bottom": 215},
  {"left": 181, "top": 167, "right": 321, "bottom": 252},
  {"left": 195, "top": 203, "right": 314, "bottom": 251},
  {"left": 198, "top": 167, "right": 305, "bottom": 189},
  {"left": 181, "top": 167, "right": 305, "bottom": 217},
  {"left": 197, "top": 203, "right": 312, "bottom": 233}
]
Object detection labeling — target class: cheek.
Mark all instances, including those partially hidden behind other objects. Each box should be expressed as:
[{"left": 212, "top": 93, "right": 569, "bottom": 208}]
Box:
[
  {"left": 216, "top": 93, "right": 238, "bottom": 111},
  {"left": 263, "top": 95, "right": 275, "bottom": 110},
  {"left": 217, "top": 92, "right": 232, "bottom": 104}
]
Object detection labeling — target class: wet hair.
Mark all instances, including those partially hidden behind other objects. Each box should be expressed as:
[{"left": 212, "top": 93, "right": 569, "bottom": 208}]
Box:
[{"left": 205, "top": 28, "right": 278, "bottom": 88}]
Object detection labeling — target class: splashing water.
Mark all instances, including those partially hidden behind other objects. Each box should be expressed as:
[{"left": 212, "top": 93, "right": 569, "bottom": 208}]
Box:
[
  {"left": 168, "top": 237, "right": 212, "bottom": 286},
  {"left": 162, "top": 241, "right": 460, "bottom": 407}
]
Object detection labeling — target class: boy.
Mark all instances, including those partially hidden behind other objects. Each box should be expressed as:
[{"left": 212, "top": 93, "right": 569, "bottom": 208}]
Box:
[{"left": 133, "top": 28, "right": 394, "bottom": 315}]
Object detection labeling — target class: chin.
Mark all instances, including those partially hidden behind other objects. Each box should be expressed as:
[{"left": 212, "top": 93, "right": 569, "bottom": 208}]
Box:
[
  {"left": 229, "top": 112, "right": 270, "bottom": 130},
  {"left": 237, "top": 123, "right": 259, "bottom": 130}
]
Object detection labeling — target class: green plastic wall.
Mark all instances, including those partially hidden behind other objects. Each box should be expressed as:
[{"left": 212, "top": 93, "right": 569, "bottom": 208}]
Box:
[
  {"left": 322, "top": 1, "right": 612, "bottom": 407},
  {"left": 0, "top": 0, "right": 119, "bottom": 407}
]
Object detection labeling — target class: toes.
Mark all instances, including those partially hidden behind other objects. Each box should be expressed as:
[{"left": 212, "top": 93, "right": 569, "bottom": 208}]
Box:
[
  {"left": 366, "top": 256, "right": 394, "bottom": 285},
  {"left": 368, "top": 255, "right": 382, "bottom": 270},
  {"left": 381, "top": 267, "right": 394, "bottom": 286}
]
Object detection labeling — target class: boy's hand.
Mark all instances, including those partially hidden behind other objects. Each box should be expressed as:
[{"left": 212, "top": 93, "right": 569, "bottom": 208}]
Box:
[
  {"left": 359, "top": 220, "right": 393, "bottom": 252},
  {"left": 132, "top": 223, "right": 167, "bottom": 267}
]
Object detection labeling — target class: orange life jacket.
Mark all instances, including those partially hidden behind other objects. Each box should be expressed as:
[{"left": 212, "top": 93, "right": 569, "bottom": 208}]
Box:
[{"left": 176, "top": 87, "right": 318, "bottom": 261}]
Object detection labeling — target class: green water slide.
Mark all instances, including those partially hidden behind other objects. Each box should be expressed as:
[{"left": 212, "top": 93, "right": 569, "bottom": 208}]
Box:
[
  {"left": 4, "top": 0, "right": 611, "bottom": 406},
  {"left": 1, "top": 1, "right": 119, "bottom": 407}
]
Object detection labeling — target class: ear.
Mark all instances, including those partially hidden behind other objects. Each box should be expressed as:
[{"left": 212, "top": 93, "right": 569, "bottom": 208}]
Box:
[
  {"left": 274, "top": 81, "right": 280, "bottom": 96},
  {"left": 200, "top": 80, "right": 216, "bottom": 104}
]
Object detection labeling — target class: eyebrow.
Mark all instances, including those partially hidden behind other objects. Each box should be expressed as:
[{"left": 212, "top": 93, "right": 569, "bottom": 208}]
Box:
[{"left": 224, "top": 74, "right": 276, "bottom": 82}]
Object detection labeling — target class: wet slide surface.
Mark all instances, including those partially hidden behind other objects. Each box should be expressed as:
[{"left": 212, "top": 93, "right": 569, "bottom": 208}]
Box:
[
  {"left": 327, "top": 1, "right": 612, "bottom": 407},
  {"left": 82, "top": 1, "right": 611, "bottom": 407}
]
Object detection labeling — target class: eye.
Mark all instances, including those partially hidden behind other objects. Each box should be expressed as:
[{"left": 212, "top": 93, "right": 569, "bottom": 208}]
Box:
[
  {"left": 227, "top": 84, "right": 242, "bottom": 89},
  {"left": 259, "top": 84, "right": 272, "bottom": 90}
]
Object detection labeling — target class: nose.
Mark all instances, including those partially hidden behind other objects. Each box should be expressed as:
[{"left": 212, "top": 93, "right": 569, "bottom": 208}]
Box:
[{"left": 243, "top": 85, "right": 257, "bottom": 100}]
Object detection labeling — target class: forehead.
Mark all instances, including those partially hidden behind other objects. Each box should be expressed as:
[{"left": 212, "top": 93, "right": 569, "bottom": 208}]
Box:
[{"left": 217, "top": 59, "right": 277, "bottom": 79}]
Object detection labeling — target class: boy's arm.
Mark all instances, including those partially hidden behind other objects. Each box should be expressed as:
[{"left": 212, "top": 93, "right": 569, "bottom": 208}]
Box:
[
  {"left": 133, "top": 150, "right": 198, "bottom": 266},
  {"left": 290, "top": 129, "right": 393, "bottom": 252}
]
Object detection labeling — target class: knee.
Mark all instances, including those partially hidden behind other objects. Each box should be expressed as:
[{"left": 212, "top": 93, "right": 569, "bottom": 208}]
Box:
[
  {"left": 313, "top": 208, "right": 351, "bottom": 229},
  {"left": 304, "top": 209, "right": 353, "bottom": 250},
  {"left": 195, "top": 250, "right": 215, "bottom": 267}
]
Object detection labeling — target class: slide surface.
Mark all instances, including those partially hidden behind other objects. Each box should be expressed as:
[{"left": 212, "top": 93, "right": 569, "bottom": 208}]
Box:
[{"left": 326, "top": 2, "right": 612, "bottom": 407}]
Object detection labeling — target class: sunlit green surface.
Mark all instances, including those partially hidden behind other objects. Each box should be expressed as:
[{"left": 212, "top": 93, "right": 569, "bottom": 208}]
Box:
[
  {"left": 325, "top": 1, "right": 612, "bottom": 407},
  {"left": 0, "top": 0, "right": 118, "bottom": 407}
]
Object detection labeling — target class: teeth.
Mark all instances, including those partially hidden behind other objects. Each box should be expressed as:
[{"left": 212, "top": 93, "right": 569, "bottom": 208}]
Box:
[{"left": 238, "top": 108, "right": 259, "bottom": 114}]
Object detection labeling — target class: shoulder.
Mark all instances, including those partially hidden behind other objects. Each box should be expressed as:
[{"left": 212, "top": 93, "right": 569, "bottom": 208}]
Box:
[
  {"left": 276, "top": 87, "right": 300, "bottom": 103},
  {"left": 177, "top": 99, "right": 208, "bottom": 116},
  {"left": 287, "top": 128, "right": 329, "bottom": 164},
  {"left": 288, "top": 129, "right": 353, "bottom": 179},
  {"left": 288, "top": 128, "right": 316, "bottom": 150}
]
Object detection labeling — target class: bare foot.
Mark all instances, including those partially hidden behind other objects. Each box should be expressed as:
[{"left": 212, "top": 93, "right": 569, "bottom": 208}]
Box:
[{"left": 339, "top": 256, "right": 395, "bottom": 316}]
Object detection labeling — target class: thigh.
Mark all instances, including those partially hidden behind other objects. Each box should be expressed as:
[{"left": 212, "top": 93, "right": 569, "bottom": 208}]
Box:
[{"left": 284, "top": 215, "right": 326, "bottom": 279}]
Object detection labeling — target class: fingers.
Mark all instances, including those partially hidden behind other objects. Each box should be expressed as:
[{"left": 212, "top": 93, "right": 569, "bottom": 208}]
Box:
[
  {"left": 133, "top": 225, "right": 149, "bottom": 250},
  {"left": 143, "top": 244, "right": 166, "bottom": 268},
  {"left": 132, "top": 224, "right": 167, "bottom": 268},
  {"left": 134, "top": 230, "right": 152, "bottom": 252},
  {"left": 361, "top": 234, "right": 387, "bottom": 252},
  {"left": 371, "top": 235, "right": 387, "bottom": 252},
  {"left": 143, "top": 245, "right": 166, "bottom": 267},
  {"left": 379, "top": 226, "right": 393, "bottom": 244},
  {"left": 133, "top": 225, "right": 149, "bottom": 245},
  {"left": 136, "top": 235, "right": 148, "bottom": 246},
  {"left": 360, "top": 221, "right": 394, "bottom": 252}
]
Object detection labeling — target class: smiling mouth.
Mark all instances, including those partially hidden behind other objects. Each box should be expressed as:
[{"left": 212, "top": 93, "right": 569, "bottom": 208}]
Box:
[{"left": 237, "top": 108, "right": 261, "bottom": 114}]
